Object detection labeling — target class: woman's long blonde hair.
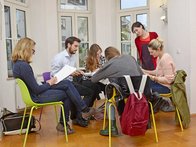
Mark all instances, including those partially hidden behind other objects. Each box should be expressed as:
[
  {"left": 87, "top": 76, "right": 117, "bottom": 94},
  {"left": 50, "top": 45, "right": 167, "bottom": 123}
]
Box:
[
  {"left": 148, "top": 38, "right": 164, "bottom": 51},
  {"left": 12, "top": 37, "right": 36, "bottom": 63},
  {"left": 86, "top": 44, "right": 102, "bottom": 72}
]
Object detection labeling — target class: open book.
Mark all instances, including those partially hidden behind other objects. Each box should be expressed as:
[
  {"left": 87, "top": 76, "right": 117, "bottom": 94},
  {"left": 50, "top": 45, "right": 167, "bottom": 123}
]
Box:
[{"left": 54, "top": 65, "right": 76, "bottom": 84}]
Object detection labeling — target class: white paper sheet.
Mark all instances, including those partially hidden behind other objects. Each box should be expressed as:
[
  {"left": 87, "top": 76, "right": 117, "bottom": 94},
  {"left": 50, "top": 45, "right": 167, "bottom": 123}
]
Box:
[{"left": 54, "top": 65, "right": 76, "bottom": 84}]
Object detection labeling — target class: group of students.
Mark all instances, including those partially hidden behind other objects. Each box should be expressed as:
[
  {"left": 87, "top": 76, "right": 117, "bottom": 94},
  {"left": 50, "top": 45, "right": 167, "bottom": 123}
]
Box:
[{"left": 11, "top": 21, "right": 176, "bottom": 136}]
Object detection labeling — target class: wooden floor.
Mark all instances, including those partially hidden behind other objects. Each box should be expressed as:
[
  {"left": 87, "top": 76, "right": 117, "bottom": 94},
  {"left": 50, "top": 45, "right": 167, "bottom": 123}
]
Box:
[{"left": 0, "top": 101, "right": 196, "bottom": 147}]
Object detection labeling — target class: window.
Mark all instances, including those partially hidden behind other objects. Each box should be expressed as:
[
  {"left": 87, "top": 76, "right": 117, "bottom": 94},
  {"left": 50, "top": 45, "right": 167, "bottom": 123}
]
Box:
[
  {"left": 118, "top": 0, "right": 149, "bottom": 59},
  {"left": 4, "top": 1, "right": 28, "bottom": 77},
  {"left": 120, "top": 0, "right": 147, "bottom": 10},
  {"left": 15, "top": 0, "right": 26, "bottom": 3},
  {"left": 60, "top": 0, "right": 88, "bottom": 10},
  {"left": 58, "top": 0, "right": 91, "bottom": 68}
]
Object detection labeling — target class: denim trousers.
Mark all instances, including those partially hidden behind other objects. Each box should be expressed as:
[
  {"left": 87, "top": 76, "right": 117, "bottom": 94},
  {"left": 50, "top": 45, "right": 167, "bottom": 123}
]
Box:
[
  {"left": 37, "top": 80, "right": 87, "bottom": 123},
  {"left": 37, "top": 89, "right": 70, "bottom": 123},
  {"left": 149, "top": 80, "right": 170, "bottom": 94}
]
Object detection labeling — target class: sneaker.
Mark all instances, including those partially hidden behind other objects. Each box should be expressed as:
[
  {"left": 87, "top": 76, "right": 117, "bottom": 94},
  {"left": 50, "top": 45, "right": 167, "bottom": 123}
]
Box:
[
  {"left": 72, "top": 117, "right": 88, "bottom": 127},
  {"left": 56, "top": 123, "right": 75, "bottom": 134},
  {"left": 82, "top": 107, "right": 95, "bottom": 120}
]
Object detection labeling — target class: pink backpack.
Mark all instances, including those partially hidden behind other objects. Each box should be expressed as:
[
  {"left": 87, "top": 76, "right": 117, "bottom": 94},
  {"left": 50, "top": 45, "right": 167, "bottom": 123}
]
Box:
[{"left": 120, "top": 75, "right": 149, "bottom": 136}]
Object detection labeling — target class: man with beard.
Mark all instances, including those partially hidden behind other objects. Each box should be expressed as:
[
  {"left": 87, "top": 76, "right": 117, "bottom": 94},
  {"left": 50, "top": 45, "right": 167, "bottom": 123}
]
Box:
[{"left": 51, "top": 36, "right": 95, "bottom": 127}]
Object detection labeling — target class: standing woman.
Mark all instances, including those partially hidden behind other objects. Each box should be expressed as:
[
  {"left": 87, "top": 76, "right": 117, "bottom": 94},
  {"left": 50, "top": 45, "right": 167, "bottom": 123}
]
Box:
[{"left": 131, "top": 21, "right": 158, "bottom": 70}]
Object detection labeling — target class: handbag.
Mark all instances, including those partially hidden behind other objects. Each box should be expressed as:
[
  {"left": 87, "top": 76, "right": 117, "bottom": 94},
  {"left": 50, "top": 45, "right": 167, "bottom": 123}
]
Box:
[{"left": 0, "top": 112, "right": 40, "bottom": 135}]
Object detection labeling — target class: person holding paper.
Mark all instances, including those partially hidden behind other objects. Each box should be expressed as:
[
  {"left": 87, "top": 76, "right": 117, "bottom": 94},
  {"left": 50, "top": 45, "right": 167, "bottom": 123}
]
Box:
[
  {"left": 12, "top": 37, "right": 93, "bottom": 134},
  {"left": 51, "top": 36, "right": 97, "bottom": 122}
]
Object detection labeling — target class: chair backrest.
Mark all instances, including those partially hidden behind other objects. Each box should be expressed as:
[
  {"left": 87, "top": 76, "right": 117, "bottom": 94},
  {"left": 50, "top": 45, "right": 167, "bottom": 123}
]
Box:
[
  {"left": 109, "top": 75, "right": 151, "bottom": 99},
  {"left": 16, "top": 78, "right": 37, "bottom": 106},
  {"left": 42, "top": 72, "right": 51, "bottom": 82}
]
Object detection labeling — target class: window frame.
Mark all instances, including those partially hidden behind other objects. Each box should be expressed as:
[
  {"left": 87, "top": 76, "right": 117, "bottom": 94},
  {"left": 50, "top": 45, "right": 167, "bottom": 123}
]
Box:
[
  {"left": 57, "top": 0, "right": 92, "bottom": 69},
  {"left": 117, "top": 0, "right": 149, "bottom": 59},
  {"left": 4, "top": 1, "right": 30, "bottom": 78}
]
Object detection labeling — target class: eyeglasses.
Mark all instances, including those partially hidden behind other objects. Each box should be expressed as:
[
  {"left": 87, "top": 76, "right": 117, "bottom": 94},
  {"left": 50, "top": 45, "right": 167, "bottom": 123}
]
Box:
[{"left": 32, "top": 49, "right": 35, "bottom": 54}]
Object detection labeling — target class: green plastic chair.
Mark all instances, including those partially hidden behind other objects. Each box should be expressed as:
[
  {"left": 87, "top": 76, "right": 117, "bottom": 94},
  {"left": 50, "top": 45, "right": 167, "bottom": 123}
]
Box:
[{"left": 16, "top": 78, "right": 68, "bottom": 147}]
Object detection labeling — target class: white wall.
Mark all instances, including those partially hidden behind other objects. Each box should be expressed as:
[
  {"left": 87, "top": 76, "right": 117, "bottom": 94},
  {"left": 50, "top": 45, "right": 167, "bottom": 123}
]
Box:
[
  {"left": 29, "top": 0, "right": 59, "bottom": 75},
  {"left": 189, "top": 0, "right": 196, "bottom": 113},
  {"left": 149, "top": 0, "right": 168, "bottom": 50},
  {"left": 167, "top": 0, "right": 196, "bottom": 113},
  {"left": 93, "top": 0, "right": 117, "bottom": 49}
]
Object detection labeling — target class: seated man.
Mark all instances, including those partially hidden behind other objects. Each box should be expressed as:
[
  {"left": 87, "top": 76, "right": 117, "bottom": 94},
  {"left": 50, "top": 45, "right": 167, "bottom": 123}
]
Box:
[{"left": 51, "top": 36, "right": 95, "bottom": 125}]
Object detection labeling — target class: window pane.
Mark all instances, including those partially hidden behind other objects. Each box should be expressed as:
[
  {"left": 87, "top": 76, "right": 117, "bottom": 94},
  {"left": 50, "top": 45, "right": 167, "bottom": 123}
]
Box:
[
  {"left": 121, "top": 15, "right": 131, "bottom": 41},
  {"left": 16, "top": 9, "right": 26, "bottom": 39},
  {"left": 79, "top": 43, "right": 88, "bottom": 68},
  {"left": 121, "top": 42, "right": 131, "bottom": 56},
  {"left": 136, "top": 13, "right": 147, "bottom": 28},
  {"left": 16, "top": 0, "right": 26, "bottom": 3},
  {"left": 60, "top": 0, "right": 88, "bottom": 10},
  {"left": 61, "top": 16, "right": 72, "bottom": 50},
  {"left": 77, "top": 17, "right": 88, "bottom": 42},
  {"left": 6, "top": 39, "right": 13, "bottom": 77},
  {"left": 4, "top": 6, "right": 12, "bottom": 38},
  {"left": 120, "top": 0, "right": 147, "bottom": 9}
]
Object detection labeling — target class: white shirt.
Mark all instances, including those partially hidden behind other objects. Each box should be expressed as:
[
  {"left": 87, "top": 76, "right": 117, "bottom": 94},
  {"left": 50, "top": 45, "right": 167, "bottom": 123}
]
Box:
[{"left": 51, "top": 50, "right": 76, "bottom": 81}]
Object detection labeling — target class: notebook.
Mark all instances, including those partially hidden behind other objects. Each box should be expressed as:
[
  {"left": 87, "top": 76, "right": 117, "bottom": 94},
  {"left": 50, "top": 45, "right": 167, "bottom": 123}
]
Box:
[{"left": 54, "top": 65, "right": 76, "bottom": 84}]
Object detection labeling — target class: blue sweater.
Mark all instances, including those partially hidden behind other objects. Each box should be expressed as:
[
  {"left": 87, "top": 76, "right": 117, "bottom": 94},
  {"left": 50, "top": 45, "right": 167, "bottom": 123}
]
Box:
[{"left": 13, "top": 60, "right": 50, "bottom": 101}]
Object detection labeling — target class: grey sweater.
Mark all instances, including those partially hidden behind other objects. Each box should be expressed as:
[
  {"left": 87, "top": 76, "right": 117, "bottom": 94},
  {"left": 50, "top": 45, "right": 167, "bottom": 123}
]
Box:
[{"left": 91, "top": 55, "right": 143, "bottom": 83}]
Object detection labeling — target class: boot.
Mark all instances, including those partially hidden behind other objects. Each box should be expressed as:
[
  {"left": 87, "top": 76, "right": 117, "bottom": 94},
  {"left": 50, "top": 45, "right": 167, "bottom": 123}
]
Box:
[{"left": 99, "top": 120, "right": 118, "bottom": 136}]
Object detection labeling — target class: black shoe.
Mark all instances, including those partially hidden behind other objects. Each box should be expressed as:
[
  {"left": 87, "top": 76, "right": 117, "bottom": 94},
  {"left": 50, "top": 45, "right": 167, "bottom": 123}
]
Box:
[
  {"left": 56, "top": 123, "right": 75, "bottom": 134},
  {"left": 72, "top": 117, "right": 88, "bottom": 127}
]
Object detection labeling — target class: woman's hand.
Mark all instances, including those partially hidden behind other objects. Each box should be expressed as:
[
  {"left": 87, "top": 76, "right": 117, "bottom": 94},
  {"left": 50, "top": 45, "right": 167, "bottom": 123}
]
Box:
[{"left": 46, "top": 77, "right": 57, "bottom": 86}]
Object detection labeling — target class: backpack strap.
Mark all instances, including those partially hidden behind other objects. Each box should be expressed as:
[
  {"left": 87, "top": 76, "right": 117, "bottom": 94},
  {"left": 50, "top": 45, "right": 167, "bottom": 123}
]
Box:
[
  {"left": 124, "top": 75, "right": 135, "bottom": 94},
  {"left": 138, "top": 75, "right": 147, "bottom": 93}
]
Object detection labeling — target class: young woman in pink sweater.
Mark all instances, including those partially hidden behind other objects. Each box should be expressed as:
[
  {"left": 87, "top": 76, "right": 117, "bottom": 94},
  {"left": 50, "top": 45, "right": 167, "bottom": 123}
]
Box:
[{"left": 142, "top": 38, "right": 176, "bottom": 94}]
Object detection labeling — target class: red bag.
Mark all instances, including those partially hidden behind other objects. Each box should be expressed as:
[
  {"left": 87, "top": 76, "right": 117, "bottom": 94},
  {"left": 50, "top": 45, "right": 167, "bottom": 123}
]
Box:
[{"left": 120, "top": 75, "right": 149, "bottom": 136}]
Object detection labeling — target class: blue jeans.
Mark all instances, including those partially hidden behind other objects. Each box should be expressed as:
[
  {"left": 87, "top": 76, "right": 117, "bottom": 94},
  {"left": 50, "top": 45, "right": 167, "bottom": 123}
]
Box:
[
  {"left": 37, "top": 89, "right": 70, "bottom": 123},
  {"left": 149, "top": 80, "right": 170, "bottom": 94},
  {"left": 37, "top": 80, "right": 87, "bottom": 123}
]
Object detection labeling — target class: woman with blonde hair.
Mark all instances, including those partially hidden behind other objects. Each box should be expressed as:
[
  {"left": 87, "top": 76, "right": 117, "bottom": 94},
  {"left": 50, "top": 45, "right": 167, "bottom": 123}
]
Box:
[
  {"left": 142, "top": 38, "right": 176, "bottom": 94},
  {"left": 12, "top": 37, "right": 94, "bottom": 133},
  {"left": 142, "top": 38, "right": 176, "bottom": 112}
]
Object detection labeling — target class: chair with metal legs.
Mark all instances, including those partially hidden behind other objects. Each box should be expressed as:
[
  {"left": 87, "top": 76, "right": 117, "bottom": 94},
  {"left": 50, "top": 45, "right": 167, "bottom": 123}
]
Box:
[
  {"left": 159, "top": 93, "right": 183, "bottom": 132},
  {"left": 102, "top": 77, "right": 158, "bottom": 147},
  {"left": 16, "top": 78, "right": 68, "bottom": 147}
]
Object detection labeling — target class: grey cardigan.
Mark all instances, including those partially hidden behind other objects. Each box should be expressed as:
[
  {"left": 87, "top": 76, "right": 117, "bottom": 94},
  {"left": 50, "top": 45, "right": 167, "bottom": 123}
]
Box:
[{"left": 91, "top": 55, "right": 143, "bottom": 83}]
